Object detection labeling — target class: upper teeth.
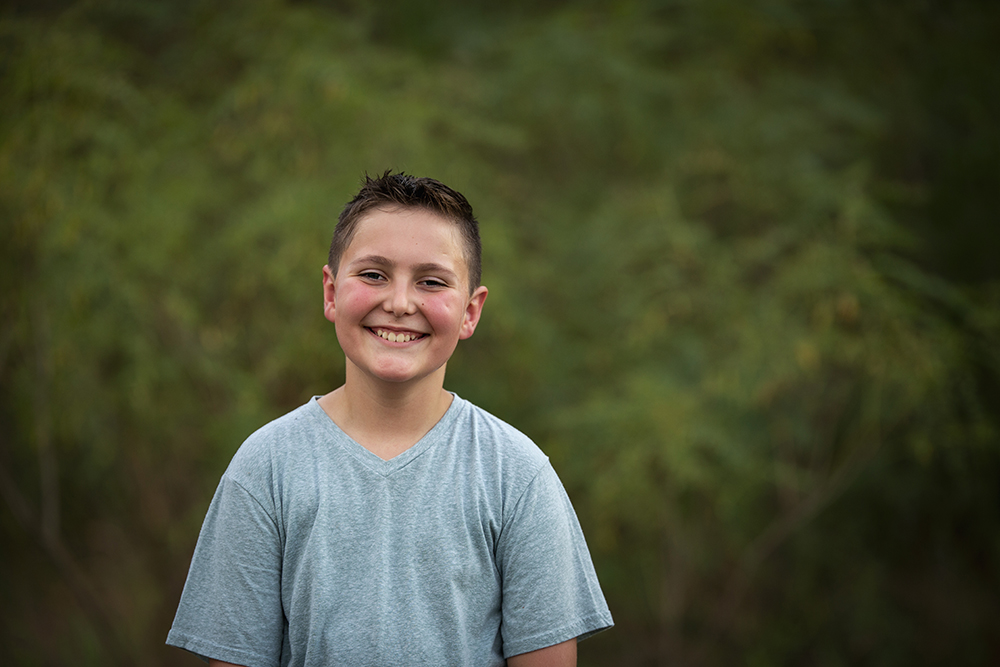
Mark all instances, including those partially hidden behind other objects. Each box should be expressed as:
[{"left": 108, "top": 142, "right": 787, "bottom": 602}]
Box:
[{"left": 376, "top": 329, "right": 419, "bottom": 343}]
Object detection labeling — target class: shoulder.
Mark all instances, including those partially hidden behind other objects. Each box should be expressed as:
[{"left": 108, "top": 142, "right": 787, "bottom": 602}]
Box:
[
  {"left": 453, "top": 396, "right": 547, "bottom": 459},
  {"left": 449, "top": 395, "right": 551, "bottom": 491},
  {"left": 224, "top": 399, "right": 329, "bottom": 492}
]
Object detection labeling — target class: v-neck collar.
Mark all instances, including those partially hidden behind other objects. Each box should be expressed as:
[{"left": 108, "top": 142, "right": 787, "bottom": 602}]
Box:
[{"left": 307, "top": 394, "right": 463, "bottom": 477}]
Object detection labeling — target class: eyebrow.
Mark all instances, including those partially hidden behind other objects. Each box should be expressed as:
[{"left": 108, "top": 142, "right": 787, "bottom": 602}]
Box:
[
  {"left": 350, "top": 254, "right": 393, "bottom": 268},
  {"left": 350, "top": 255, "right": 459, "bottom": 278}
]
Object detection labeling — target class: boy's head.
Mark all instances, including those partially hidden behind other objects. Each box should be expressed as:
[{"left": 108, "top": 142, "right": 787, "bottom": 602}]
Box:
[{"left": 329, "top": 171, "right": 482, "bottom": 292}]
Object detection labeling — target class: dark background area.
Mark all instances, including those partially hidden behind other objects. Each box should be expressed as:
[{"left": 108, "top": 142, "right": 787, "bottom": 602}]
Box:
[{"left": 2, "top": 1, "right": 998, "bottom": 664}]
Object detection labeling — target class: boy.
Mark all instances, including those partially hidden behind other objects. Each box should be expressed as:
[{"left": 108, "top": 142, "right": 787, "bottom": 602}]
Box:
[{"left": 167, "top": 172, "right": 612, "bottom": 666}]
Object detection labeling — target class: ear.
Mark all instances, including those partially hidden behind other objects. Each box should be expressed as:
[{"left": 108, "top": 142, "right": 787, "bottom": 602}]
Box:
[
  {"left": 459, "top": 285, "right": 489, "bottom": 340},
  {"left": 322, "top": 265, "right": 337, "bottom": 324}
]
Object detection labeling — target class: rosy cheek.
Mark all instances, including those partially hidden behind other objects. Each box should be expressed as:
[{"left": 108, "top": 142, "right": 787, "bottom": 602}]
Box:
[
  {"left": 341, "top": 286, "right": 375, "bottom": 308},
  {"left": 430, "top": 305, "right": 462, "bottom": 325}
]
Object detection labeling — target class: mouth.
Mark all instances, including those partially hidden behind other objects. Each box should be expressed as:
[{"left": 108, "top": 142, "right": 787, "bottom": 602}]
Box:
[{"left": 367, "top": 327, "right": 427, "bottom": 344}]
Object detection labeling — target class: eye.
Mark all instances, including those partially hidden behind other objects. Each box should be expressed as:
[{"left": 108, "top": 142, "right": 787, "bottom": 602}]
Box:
[
  {"left": 419, "top": 278, "right": 448, "bottom": 288},
  {"left": 359, "top": 271, "right": 386, "bottom": 282}
]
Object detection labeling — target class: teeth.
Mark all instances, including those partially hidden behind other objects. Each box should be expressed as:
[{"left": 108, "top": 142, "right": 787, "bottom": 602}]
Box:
[{"left": 376, "top": 329, "right": 419, "bottom": 343}]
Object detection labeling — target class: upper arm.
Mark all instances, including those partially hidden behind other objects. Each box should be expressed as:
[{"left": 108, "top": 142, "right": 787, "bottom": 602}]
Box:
[
  {"left": 496, "top": 464, "right": 612, "bottom": 656},
  {"left": 168, "top": 476, "right": 284, "bottom": 666},
  {"left": 507, "top": 638, "right": 577, "bottom": 667}
]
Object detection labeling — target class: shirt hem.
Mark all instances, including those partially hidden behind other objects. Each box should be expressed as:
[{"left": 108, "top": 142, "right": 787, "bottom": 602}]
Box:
[
  {"left": 166, "top": 630, "right": 275, "bottom": 667},
  {"left": 502, "top": 612, "right": 614, "bottom": 659}
]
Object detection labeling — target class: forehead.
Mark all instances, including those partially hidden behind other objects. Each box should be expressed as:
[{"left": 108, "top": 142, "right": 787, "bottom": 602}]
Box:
[{"left": 341, "top": 206, "right": 468, "bottom": 271}]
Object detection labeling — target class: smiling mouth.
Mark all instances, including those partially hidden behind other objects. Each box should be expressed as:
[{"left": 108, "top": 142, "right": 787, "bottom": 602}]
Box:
[{"left": 368, "top": 327, "right": 427, "bottom": 343}]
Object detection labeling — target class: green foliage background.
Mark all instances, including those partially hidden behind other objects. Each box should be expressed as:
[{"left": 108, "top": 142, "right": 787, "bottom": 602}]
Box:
[{"left": 2, "top": 1, "right": 999, "bottom": 665}]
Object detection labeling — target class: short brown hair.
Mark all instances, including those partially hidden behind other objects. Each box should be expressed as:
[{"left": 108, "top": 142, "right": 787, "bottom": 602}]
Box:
[{"left": 328, "top": 171, "right": 482, "bottom": 291}]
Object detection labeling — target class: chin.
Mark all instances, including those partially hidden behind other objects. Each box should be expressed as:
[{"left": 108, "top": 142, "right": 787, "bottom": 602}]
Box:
[
  {"left": 367, "top": 365, "right": 426, "bottom": 385},
  {"left": 372, "top": 361, "right": 448, "bottom": 387}
]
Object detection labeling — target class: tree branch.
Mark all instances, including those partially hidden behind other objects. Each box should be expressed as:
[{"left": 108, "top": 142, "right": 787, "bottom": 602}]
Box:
[
  {"left": 32, "top": 302, "right": 60, "bottom": 543},
  {"left": 0, "top": 305, "right": 130, "bottom": 665},
  {"left": 716, "top": 417, "right": 884, "bottom": 635}
]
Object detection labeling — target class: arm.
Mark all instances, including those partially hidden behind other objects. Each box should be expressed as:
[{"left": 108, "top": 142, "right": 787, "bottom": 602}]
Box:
[
  {"left": 168, "top": 473, "right": 283, "bottom": 666},
  {"left": 507, "top": 638, "right": 577, "bottom": 667},
  {"left": 496, "top": 465, "right": 611, "bottom": 664},
  {"left": 208, "top": 662, "right": 245, "bottom": 667}
]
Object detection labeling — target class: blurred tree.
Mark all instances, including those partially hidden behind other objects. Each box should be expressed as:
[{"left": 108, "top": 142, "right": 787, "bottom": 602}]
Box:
[{"left": 1, "top": 0, "right": 997, "bottom": 665}]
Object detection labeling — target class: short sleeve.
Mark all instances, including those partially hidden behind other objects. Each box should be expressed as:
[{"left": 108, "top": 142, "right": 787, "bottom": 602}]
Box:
[
  {"left": 166, "top": 475, "right": 285, "bottom": 667},
  {"left": 495, "top": 463, "right": 613, "bottom": 658}
]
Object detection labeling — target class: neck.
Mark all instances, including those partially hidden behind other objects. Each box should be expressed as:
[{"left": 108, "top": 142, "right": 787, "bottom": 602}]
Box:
[{"left": 318, "top": 363, "right": 453, "bottom": 460}]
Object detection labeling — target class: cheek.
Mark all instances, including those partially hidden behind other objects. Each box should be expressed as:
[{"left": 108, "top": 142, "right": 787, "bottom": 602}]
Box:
[
  {"left": 338, "top": 286, "right": 377, "bottom": 315},
  {"left": 423, "top": 299, "right": 466, "bottom": 330}
]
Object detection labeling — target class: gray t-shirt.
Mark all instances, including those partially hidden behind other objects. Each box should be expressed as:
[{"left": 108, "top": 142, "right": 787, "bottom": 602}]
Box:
[{"left": 167, "top": 395, "right": 612, "bottom": 667}]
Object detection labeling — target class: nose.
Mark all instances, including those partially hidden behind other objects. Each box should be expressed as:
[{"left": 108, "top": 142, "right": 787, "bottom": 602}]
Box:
[{"left": 385, "top": 281, "right": 416, "bottom": 318}]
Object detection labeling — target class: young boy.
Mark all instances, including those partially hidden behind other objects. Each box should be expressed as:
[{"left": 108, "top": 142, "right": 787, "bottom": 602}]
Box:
[{"left": 167, "top": 172, "right": 612, "bottom": 666}]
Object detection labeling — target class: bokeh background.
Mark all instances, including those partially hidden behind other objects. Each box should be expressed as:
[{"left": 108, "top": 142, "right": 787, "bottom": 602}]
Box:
[{"left": 2, "top": 1, "right": 999, "bottom": 665}]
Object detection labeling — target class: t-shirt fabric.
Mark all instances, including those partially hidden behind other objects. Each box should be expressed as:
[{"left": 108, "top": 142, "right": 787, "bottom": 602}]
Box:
[{"left": 167, "top": 395, "right": 612, "bottom": 667}]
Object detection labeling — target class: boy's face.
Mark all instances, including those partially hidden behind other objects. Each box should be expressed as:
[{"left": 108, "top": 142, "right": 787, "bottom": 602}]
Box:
[{"left": 323, "top": 207, "right": 488, "bottom": 388}]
